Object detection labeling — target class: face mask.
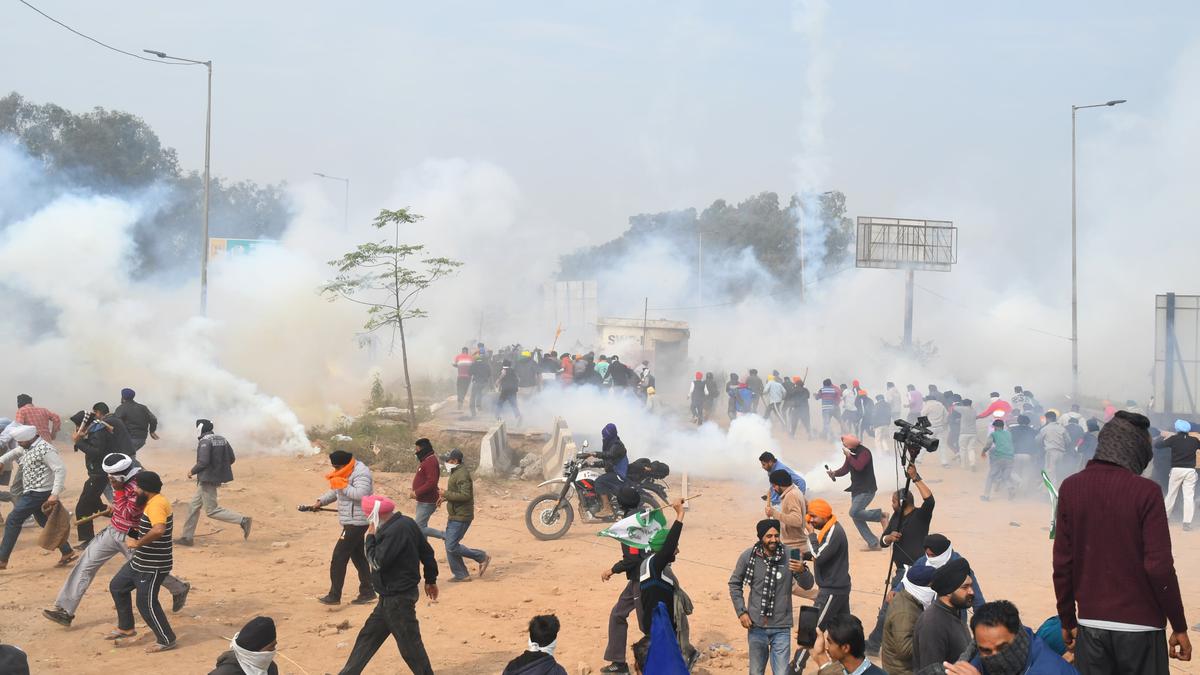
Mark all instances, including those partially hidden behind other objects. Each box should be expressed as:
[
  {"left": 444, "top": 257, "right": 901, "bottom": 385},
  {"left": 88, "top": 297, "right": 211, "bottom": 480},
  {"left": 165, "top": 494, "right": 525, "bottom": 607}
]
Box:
[
  {"left": 445, "top": 462, "right": 459, "bottom": 472},
  {"left": 978, "top": 629, "right": 1030, "bottom": 675}
]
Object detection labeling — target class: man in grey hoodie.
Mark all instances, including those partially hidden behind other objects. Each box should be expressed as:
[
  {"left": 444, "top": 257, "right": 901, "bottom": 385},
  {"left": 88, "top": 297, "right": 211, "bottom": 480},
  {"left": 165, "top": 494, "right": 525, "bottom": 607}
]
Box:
[{"left": 729, "top": 519, "right": 814, "bottom": 675}]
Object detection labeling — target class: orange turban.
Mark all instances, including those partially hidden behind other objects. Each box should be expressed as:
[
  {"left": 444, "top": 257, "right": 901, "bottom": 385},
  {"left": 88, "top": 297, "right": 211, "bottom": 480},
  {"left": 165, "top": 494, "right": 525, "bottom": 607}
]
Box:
[
  {"left": 807, "top": 498, "right": 833, "bottom": 519},
  {"left": 841, "top": 434, "right": 861, "bottom": 449}
]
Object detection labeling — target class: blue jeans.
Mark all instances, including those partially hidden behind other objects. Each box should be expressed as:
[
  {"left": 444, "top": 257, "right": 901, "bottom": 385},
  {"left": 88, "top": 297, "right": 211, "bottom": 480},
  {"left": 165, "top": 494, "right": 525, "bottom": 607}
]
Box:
[
  {"left": 747, "top": 626, "right": 791, "bottom": 675},
  {"left": 413, "top": 502, "right": 443, "bottom": 540},
  {"left": 443, "top": 520, "right": 486, "bottom": 579},
  {"left": 848, "top": 491, "right": 882, "bottom": 547},
  {"left": 0, "top": 490, "right": 72, "bottom": 561}
]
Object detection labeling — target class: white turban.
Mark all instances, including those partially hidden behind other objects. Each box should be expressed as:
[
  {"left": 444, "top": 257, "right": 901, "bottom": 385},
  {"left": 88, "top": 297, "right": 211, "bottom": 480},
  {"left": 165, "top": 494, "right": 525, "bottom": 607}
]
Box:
[
  {"left": 8, "top": 425, "right": 37, "bottom": 442},
  {"left": 103, "top": 453, "right": 133, "bottom": 475}
]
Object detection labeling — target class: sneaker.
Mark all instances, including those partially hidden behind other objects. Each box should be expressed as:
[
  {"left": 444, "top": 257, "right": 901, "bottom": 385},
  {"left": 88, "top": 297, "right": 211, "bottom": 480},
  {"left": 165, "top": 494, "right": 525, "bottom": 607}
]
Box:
[
  {"left": 175, "top": 538, "right": 194, "bottom": 547},
  {"left": 240, "top": 517, "right": 253, "bottom": 540},
  {"left": 42, "top": 607, "right": 73, "bottom": 627},
  {"left": 171, "top": 582, "right": 191, "bottom": 613},
  {"left": 1185, "top": 523, "right": 1193, "bottom": 532},
  {"left": 350, "top": 593, "right": 377, "bottom": 605},
  {"left": 449, "top": 576, "right": 472, "bottom": 583},
  {"left": 478, "top": 555, "right": 492, "bottom": 577},
  {"left": 316, "top": 594, "right": 341, "bottom": 605},
  {"left": 980, "top": 495, "right": 991, "bottom": 502},
  {"left": 600, "top": 664, "right": 629, "bottom": 674}
]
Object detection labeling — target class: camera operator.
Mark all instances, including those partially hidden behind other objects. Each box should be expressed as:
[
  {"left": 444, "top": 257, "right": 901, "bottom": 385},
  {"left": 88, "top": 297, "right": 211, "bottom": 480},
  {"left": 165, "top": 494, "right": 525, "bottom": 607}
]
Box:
[{"left": 866, "top": 462, "right": 935, "bottom": 655}]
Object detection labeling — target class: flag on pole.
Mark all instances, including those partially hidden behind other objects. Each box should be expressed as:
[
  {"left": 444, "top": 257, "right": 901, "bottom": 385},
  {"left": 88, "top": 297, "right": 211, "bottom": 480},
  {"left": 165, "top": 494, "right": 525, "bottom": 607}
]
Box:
[
  {"left": 1041, "top": 470, "right": 1058, "bottom": 540},
  {"left": 598, "top": 508, "right": 669, "bottom": 551}
]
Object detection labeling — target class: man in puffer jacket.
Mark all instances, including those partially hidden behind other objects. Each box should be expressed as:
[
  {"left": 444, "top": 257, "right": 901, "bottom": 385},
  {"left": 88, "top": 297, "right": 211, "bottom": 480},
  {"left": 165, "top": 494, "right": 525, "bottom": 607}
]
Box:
[{"left": 309, "top": 451, "right": 375, "bottom": 605}]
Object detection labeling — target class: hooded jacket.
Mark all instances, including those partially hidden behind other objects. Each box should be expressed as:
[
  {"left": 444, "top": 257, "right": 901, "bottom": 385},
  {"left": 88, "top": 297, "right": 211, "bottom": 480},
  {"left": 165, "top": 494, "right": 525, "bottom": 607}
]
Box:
[
  {"left": 191, "top": 433, "right": 236, "bottom": 484},
  {"left": 208, "top": 651, "right": 279, "bottom": 675},
  {"left": 412, "top": 446, "right": 440, "bottom": 503},
  {"left": 443, "top": 463, "right": 476, "bottom": 522},
  {"left": 317, "top": 460, "right": 374, "bottom": 526},
  {"left": 967, "top": 627, "right": 1076, "bottom": 675}
]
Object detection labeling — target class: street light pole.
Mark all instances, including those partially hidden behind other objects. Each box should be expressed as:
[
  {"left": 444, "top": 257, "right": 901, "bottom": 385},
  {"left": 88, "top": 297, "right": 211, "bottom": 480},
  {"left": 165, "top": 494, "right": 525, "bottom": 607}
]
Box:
[
  {"left": 313, "top": 172, "right": 351, "bottom": 231},
  {"left": 1071, "top": 98, "right": 1125, "bottom": 401},
  {"left": 145, "top": 49, "right": 212, "bottom": 315}
]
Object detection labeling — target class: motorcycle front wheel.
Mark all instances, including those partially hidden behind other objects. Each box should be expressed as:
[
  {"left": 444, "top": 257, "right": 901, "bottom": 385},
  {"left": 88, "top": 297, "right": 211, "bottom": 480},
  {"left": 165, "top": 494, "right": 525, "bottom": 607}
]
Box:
[{"left": 525, "top": 493, "right": 575, "bottom": 540}]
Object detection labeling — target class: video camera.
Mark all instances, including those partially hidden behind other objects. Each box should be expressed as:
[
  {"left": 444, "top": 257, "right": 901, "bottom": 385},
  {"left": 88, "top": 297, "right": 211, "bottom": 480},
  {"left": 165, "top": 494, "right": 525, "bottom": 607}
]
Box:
[{"left": 893, "top": 416, "right": 939, "bottom": 463}]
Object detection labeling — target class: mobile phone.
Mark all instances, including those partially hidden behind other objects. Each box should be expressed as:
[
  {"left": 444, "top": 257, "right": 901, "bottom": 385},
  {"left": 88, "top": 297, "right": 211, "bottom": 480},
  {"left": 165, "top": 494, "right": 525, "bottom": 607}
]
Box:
[{"left": 789, "top": 548, "right": 801, "bottom": 561}]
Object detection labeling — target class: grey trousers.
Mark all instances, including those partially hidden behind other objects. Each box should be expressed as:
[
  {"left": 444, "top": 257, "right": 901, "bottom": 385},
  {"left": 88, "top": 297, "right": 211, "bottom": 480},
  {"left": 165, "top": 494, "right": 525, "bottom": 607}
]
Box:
[
  {"left": 54, "top": 526, "right": 186, "bottom": 615},
  {"left": 412, "top": 501, "right": 444, "bottom": 540},
  {"left": 604, "top": 579, "right": 642, "bottom": 663},
  {"left": 181, "top": 482, "right": 246, "bottom": 539}
]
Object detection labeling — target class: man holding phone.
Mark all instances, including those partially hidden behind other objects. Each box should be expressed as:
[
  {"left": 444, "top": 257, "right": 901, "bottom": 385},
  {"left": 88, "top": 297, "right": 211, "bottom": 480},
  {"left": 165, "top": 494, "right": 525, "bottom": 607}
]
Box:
[{"left": 729, "top": 519, "right": 814, "bottom": 675}]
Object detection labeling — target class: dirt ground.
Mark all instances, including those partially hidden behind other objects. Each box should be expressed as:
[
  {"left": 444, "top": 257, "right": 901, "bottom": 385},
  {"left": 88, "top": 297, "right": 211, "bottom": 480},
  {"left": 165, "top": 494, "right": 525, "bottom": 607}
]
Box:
[{"left": 1, "top": 431, "right": 1197, "bottom": 674}]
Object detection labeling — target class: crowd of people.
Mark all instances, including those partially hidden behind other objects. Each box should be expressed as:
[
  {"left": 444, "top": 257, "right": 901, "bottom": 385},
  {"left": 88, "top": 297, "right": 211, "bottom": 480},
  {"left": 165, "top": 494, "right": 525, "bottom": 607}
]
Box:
[
  {"left": 0, "top": 362, "right": 1195, "bottom": 674},
  {"left": 451, "top": 343, "right": 658, "bottom": 425}
]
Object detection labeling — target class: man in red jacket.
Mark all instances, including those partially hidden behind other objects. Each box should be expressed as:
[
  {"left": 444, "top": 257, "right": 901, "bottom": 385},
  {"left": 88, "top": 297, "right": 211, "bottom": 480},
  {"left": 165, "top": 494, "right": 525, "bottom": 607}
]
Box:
[
  {"left": 1053, "top": 410, "right": 1191, "bottom": 673},
  {"left": 410, "top": 438, "right": 444, "bottom": 540}
]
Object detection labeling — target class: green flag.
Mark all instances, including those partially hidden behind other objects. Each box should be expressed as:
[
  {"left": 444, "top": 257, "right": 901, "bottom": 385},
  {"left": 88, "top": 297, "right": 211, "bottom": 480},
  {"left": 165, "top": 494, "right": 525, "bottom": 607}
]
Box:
[
  {"left": 598, "top": 508, "right": 669, "bottom": 551},
  {"left": 1042, "top": 470, "right": 1059, "bottom": 540}
]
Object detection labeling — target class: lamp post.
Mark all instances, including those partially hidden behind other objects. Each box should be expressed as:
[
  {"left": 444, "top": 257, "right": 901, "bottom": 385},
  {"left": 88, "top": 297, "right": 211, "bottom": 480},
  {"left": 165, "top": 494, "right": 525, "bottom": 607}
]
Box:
[
  {"left": 1071, "top": 99, "right": 1125, "bottom": 400},
  {"left": 313, "top": 172, "right": 351, "bottom": 231},
  {"left": 145, "top": 49, "right": 212, "bottom": 315}
]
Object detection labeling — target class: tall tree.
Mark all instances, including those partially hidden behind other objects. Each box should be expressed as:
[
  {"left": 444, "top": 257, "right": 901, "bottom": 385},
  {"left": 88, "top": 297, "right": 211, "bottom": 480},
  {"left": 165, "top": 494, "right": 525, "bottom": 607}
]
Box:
[{"left": 322, "top": 208, "right": 462, "bottom": 426}]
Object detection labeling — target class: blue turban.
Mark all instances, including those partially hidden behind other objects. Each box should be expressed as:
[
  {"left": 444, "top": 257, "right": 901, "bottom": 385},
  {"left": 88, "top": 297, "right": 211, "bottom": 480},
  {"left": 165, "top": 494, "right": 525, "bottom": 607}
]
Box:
[
  {"left": 1176, "top": 419, "right": 1192, "bottom": 433},
  {"left": 602, "top": 423, "right": 618, "bottom": 441},
  {"left": 121, "top": 388, "right": 136, "bottom": 401}
]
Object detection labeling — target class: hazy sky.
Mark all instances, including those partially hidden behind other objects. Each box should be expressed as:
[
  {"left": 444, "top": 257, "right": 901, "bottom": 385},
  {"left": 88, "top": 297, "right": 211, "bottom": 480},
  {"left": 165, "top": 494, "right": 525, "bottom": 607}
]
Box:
[
  {"left": 4, "top": 1, "right": 1193, "bottom": 240},
  {"left": 6, "top": 1, "right": 1200, "bottom": 398}
]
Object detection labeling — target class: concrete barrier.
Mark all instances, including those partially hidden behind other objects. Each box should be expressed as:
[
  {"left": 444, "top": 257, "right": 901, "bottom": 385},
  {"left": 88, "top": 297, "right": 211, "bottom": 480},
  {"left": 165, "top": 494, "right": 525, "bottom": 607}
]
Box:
[
  {"left": 478, "top": 421, "right": 517, "bottom": 476},
  {"left": 538, "top": 417, "right": 577, "bottom": 481}
]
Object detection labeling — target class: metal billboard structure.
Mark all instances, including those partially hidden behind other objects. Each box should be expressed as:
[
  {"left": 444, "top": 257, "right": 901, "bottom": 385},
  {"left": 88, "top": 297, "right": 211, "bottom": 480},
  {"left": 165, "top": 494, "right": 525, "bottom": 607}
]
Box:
[
  {"left": 1154, "top": 293, "right": 1200, "bottom": 417},
  {"left": 856, "top": 217, "right": 958, "bottom": 348},
  {"left": 542, "top": 281, "right": 598, "bottom": 349}
]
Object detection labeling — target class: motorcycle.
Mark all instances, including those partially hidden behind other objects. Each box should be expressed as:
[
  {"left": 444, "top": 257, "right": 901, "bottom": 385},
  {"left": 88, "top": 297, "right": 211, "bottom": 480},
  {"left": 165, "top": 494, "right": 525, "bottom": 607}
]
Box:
[{"left": 524, "top": 440, "right": 669, "bottom": 540}]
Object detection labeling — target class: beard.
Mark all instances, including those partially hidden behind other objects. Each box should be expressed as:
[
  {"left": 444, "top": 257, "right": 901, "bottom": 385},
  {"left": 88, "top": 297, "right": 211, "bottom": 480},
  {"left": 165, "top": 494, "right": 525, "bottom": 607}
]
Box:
[
  {"left": 951, "top": 593, "right": 975, "bottom": 610},
  {"left": 135, "top": 493, "right": 150, "bottom": 507}
]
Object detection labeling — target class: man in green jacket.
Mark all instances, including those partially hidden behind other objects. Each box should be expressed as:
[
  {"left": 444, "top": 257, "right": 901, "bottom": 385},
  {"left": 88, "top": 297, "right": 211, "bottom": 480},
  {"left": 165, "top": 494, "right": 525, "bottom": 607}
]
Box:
[
  {"left": 880, "top": 564, "right": 936, "bottom": 675},
  {"left": 440, "top": 449, "right": 491, "bottom": 582}
]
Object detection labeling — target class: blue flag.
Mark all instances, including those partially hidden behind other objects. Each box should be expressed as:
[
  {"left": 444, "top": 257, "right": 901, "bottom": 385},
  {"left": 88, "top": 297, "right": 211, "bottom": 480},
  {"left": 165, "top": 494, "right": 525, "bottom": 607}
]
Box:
[{"left": 644, "top": 601, "right": 688, "bottom": 674}]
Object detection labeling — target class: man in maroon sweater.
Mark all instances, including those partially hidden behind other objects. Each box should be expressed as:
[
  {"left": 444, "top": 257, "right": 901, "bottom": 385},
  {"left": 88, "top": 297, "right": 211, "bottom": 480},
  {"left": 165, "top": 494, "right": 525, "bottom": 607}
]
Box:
[
  {"left": 1053, "top": 410, "right": 1191, "bottom": 673},
  {"left": 410, "top": 438, "right": 444, "bottom": 540}
]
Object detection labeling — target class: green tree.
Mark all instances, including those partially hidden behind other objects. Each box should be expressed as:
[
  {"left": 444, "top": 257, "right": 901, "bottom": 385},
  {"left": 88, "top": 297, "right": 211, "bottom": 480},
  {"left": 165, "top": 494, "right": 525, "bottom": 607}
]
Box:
[
  {"left": 0, "top": 92, "right": 292, "bottom": 276},
  {"left": 322, "top": 208, "right": 462, "bottom": 427}
]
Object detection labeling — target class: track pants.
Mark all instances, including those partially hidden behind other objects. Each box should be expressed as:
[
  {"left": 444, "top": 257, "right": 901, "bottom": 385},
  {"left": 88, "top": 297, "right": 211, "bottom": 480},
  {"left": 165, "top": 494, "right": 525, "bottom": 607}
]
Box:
[{"left": 110, "top": 562, "right": 175, "bottom": 646}]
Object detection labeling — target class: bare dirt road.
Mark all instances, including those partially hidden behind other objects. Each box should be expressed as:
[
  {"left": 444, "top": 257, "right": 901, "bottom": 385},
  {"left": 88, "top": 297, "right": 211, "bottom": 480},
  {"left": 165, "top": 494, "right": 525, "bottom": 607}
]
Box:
[{"left": 1, "top": 433, "right": 1196, "bottom": 674}]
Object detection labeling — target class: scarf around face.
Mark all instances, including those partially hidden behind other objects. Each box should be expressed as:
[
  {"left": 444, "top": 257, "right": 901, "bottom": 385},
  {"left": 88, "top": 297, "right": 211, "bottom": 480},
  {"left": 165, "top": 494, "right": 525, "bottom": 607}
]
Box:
[
  {"left": 978, "top": 627, "right": 1030, "bottom": 675},
  {"left": 326, "top": 458, "right": 356, "bottom": 489},
  {"left": 231, "top": 636, "right": 276, "bottom": 675},
  {"left": 527, "top": 638, "right": 557, "bottom": 656},
  {"left": 927, "top": 546, "right": 954, "bottom": 569},
  {"left": 741, "top": 542, "right": 785, "bottom": 618},
  {"left": 815, "top": 514, "right": 838, "bottom": 544},
  {"left": 901, "top": 577, "right": 936, "bottom": 609}
]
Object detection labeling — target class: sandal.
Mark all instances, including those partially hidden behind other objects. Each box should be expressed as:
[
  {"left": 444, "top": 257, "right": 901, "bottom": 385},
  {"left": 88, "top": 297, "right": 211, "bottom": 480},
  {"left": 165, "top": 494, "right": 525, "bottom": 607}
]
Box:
[
  {"left": 103, "top": 630, "right": 137, "bottom": 641},
  {"left": 145, "top": 641, "right": 177, "bottom": 654},
  {"left": 56, "top": 553, "right": 78, "bottom": 567}
]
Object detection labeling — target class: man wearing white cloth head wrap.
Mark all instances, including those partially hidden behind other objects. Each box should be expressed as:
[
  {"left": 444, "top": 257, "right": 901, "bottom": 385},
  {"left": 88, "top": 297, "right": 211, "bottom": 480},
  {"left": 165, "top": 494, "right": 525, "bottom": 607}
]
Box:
[
  {"left": 503, "top": 614, "right": 568, "bottom": 675},
  {"left": 41, "top": 453, "right": 190, "bottom": 628},
  {"left": 887, "top": 534, "right": 986, "bottom": 613},
  {"left": 210, "top": 616, "right": 279, "bottom": 674}
]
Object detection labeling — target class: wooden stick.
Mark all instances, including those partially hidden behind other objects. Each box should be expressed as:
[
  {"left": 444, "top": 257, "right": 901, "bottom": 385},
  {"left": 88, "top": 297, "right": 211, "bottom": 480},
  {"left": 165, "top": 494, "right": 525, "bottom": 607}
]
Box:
[{"left": 73, "top": 511, "right": 109, "bottom": 526}]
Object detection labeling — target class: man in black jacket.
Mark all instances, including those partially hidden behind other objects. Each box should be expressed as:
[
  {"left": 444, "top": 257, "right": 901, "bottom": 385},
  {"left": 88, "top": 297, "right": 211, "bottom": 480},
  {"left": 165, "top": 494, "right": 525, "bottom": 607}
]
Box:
[
  {"left": 503, "top": 615, "right": 568, "bottom": 675},
  {"left": 339, "top": 495, "right": 438, "bottom": 675},
  {"left": 71, "top": 403, "right": 134, "bottom": 546},
  {"left": 113, "top": 388, "right": 158, "bottom": 454},
  {"left": 600, "top": 487, "right": 646, "bottom": 674},
  {"left": 178, "top": 419, "right": 251, "bottom": 546}
]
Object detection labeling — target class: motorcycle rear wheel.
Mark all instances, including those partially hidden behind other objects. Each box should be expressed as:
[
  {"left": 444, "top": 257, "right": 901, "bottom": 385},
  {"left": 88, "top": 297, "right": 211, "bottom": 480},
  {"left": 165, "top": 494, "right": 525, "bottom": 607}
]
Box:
[{"left": 525, "top": 493, "right": 575, "bottom": 540}]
